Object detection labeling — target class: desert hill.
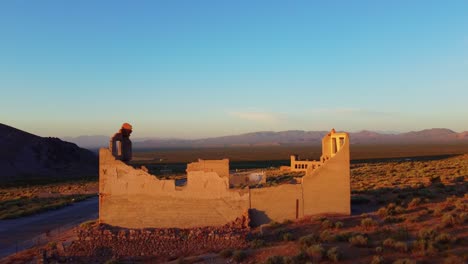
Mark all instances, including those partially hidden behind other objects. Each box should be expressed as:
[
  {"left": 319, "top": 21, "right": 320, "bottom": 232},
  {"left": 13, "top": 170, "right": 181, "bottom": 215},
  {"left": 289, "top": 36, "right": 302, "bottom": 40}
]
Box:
[{"left": 0, "top": 123, "right": 98, "bottom": 184}]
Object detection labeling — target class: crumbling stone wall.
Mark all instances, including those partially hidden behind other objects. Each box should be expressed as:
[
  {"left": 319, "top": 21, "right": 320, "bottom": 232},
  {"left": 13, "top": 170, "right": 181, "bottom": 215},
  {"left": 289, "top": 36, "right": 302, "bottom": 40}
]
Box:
[
  {"left": 186, "top": 159, "right": 229, "bottom": 179},
  {"left": 52, "top": 213, "right": 249, "bottom": 263},
  {"left": 100, "top": 149, "right": 249, "bottom": 228},
  {"left": 99, "top": 128, "right": 350, "bottom": 228},
  {"left": 302, "top": 130, "right": 351, "bottom": 215}
]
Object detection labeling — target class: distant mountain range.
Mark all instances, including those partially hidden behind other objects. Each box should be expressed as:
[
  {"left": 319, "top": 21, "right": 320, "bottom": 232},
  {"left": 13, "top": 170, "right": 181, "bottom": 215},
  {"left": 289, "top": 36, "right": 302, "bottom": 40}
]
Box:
[
  {"left": 0, "top": 123, "right": 97, "bottom": 184},
  {"left": 63, "top": 128, "right": 468, "bottom": 149}
]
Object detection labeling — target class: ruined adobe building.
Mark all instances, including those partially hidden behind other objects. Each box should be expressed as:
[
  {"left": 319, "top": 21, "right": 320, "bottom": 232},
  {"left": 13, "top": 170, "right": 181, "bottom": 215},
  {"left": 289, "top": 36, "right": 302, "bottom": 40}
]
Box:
[{"left": 99, "top": 125, "right": 350, "bottom": 228}]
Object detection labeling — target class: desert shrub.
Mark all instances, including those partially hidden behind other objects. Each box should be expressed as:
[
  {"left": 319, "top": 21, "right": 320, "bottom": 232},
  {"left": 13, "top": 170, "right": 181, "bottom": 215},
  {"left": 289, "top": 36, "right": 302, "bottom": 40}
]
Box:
[
  {"left": 321, "top": 219, "right": 334, "bottom": 229},
  {"left": 361, "top": 217, "right": 378, "bottom": 230},
  {"left": 334, "top": 221, "right": 344, "bottom": 229},
  {"left": 319, "top": 229, "right": 334, "bottom": 242},
  {"left": 383, "top": 238, "right": 396, "bottom": 248},
  {"left": 434, "top": 232, "right": 454, "bottom": 244},
  {"left": 446, "top": 196, "right": 457, "bottom": 203},
  {"left": 457, "top": 212, "right": 467, "bottom": 224},
  {"left": 299, "top": 234, "right": 320, "bottom": 248},
  {"left": 393, "top": 259, "right": 416, "bottom": 264},
  {"left": 433, "top": 206, "right": 443, "bottom": 217},
  {"left": 377, "top": 207, "right": 391, "bottom": 218},
  {"left": 375, "top": 246, "right": 383, "bottom": 254},
  {"left": 326, "top": 247, "right": 340, "bottom": 262},
  {"left": 395, "top": 206, "right": 406, "bottom": 214},
  {"left": 408, "top": 198, "right": 422, "bottom": 209},
  {"left": 46, "top": 241, "right": 57, "bottom": 250},
  {"left": 454, "top": 200, "right": 466, "bottom": 211},
  {"left": 282, "top": 232, "right": 294, "bottom": 242},
  {"left": 219, "top": 249, "right": 233, "bottom": 258},
  {"left": 349, "top": 234, "right": 368, "bottom": 247},
  {"left": 412, "top": 239, "right": 438, "bottom": 256},
  {"left": 441, "top": 213, "right": 457, "bottom": 227},
  {"left": 418, "top": 228, "right": 437, "bottom": 240},
  {"left": 371, "top": 255, "right": 385, "bottom": 264},
  {"left": 306, "top": 244, "right": 324, "bottom": 262},
  {"left": 232, "top": 250, "right": 247, "bottom": 262},
  {"left": 250, "top": 239, "right": 266, "bottom": 249},
  {"left": 394, "top": 241, "right": 408, "bottom": 252}
]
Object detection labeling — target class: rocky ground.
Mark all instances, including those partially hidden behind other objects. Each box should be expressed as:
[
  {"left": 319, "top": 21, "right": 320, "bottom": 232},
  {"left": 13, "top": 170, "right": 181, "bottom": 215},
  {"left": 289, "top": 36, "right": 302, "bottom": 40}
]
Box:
[{"left": 2, "top": 155, "right": 467, "bottom": 263}]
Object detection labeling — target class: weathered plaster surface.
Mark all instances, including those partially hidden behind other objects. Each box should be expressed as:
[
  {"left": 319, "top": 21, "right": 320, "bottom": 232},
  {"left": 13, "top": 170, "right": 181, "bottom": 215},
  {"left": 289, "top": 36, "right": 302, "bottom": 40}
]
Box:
[{"left": 99, "top": 129, "right": 350, "bottom": 228}]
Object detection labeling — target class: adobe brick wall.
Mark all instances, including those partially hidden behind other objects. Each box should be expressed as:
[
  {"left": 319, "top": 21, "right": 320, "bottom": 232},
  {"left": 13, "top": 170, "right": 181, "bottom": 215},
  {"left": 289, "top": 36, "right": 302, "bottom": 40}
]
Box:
[
  {"left": 302, "top": 132, "right": 351, "bottom": 215},
  {"left": 99, "top": 130, "right": 350, "bottom": 229},
  {"left": 99, "top": 149, "right": 249, "bottom": 228}
]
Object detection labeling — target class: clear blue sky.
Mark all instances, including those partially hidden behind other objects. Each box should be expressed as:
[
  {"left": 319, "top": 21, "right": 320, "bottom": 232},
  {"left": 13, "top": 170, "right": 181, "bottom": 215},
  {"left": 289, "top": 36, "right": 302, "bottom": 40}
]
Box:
[{"left": 1, "top": 1, "right": 467, "bottom": 138}]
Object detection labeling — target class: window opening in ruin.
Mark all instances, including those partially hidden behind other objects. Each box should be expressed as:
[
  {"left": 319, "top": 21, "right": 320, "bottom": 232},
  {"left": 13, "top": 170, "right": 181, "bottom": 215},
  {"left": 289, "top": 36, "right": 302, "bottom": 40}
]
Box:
[
  {"left": 339, "top": 137, "right": 345, "bottom": 148},
  {"left": 332, "top": 137, "right": 337, "bottom": 154}
]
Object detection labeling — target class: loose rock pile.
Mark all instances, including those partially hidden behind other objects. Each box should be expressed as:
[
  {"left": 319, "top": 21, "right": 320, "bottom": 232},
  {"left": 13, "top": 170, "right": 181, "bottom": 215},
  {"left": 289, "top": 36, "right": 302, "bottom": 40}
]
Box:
[{"left": 46, "top": 212, "right": 250, "bottom": 263}]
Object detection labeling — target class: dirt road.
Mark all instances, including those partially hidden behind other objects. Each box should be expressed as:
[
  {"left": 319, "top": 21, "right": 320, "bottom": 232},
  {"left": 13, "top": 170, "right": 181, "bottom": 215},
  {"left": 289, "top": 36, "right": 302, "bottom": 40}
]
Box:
[{"left": 0, "top": 196, "right": 98, "bottom": 258}]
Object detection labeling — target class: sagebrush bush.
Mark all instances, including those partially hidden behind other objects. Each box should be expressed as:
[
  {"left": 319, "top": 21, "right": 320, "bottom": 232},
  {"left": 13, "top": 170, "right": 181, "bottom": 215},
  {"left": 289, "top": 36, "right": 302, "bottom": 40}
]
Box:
[
  {"left": 349, "top": 234, "right": 368, "bottom": 247},
  {"left": 441, "top": 213, "right": 457, "bottom": 227},
  {"left": 394, "top": 241, "right": 408, "bottom": 252},
  {"left": 319, "top": 229, "right": 334, "bottom": 242},
  {"left": 326, "top": 247, "right": 340, "bottom": 262},
  {"left": 299, "top": 234, "right": 320, "bottom": 248},
  {"left": 306, "top": 244, "right": 324, "bottom": 262},
  {"left": 361, "top": 217, "right": 378, "bottom": 230},
  {"left": 418, "top": 228, "right": 437, "bottom": 240},
  {"left": 335, "top": 221, "right": 344, "bottom": 229},
  {"left": 412, "top": 239, "right": 438, "bottom": 256},
  {"left": 383, "top": 238, "right": 396, "bottom": 248},
  {"left": 395, "top": 206, "right": 406, "bottom": 214},
  {"left": 321, "top": 219, "right": 334, "bottom": 229}
]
